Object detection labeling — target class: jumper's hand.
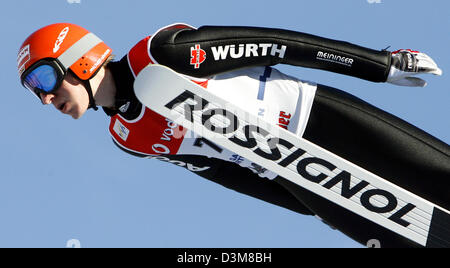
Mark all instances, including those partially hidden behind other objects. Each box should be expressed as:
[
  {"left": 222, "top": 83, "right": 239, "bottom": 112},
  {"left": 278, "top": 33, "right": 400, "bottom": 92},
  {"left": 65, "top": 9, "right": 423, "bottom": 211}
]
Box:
[{"left": 387, "top": 49, "right": 442, "bottom": 87}]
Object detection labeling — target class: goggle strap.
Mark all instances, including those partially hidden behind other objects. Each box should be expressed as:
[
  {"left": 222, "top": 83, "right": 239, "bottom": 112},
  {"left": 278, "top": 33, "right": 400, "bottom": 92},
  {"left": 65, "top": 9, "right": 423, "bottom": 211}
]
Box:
[{"left": 57, "top": 33, "right": 102, "bottom": 70}]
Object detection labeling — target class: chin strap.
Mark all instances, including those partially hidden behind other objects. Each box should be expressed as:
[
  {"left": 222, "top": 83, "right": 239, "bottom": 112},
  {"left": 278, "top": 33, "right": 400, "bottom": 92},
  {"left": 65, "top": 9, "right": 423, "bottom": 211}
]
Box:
[{"left": 83, "top": 79, "right": 98, "bottom": 111}]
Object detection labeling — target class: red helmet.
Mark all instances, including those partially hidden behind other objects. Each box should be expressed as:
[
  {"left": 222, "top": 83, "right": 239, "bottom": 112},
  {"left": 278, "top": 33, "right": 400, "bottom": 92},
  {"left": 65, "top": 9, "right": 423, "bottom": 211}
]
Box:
[
  {"left": 17, "top": 23, "right": 112, "bottom": 108},
  {"left": 18, "top": 22, "right": 112, "bottom": 81}
]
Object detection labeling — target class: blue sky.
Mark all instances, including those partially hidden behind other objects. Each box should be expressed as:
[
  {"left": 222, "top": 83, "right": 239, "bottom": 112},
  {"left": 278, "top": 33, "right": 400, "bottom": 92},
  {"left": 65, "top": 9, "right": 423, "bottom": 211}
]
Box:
[{"left": 1, "top": 0, "right": 448, "bottom": 248}]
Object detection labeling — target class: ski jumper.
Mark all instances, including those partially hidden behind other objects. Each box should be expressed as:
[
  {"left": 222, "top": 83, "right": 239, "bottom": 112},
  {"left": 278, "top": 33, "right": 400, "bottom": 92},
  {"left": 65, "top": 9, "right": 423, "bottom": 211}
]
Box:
[{"left": 104, "top": 23, "right": 450, "bottom": 247}]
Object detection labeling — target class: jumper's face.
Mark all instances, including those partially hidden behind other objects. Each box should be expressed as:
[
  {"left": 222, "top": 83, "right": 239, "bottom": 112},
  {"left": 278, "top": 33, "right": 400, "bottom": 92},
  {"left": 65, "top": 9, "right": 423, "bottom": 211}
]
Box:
[{"left": 40, "top": 72, "right": 90, "bottom": 119}]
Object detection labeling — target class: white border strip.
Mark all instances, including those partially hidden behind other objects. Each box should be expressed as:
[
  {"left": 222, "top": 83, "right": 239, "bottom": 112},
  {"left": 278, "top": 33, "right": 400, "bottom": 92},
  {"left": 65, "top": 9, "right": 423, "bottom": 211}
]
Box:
[{"left": 58, "top": 33, "right": 102, "bottom": 69}]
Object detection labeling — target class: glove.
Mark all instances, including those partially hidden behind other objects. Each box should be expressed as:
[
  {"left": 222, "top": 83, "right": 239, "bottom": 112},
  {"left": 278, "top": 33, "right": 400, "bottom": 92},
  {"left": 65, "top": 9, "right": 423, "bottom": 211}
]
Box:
[{"left": 387, "top": 49, "right": 442, "bottom": 87}]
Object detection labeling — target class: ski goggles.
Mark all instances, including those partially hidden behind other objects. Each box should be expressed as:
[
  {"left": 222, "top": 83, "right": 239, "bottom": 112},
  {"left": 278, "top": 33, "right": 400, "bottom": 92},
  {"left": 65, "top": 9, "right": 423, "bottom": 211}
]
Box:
[{"left": 20, "top": 59, "right": 66, "bottom": 100}]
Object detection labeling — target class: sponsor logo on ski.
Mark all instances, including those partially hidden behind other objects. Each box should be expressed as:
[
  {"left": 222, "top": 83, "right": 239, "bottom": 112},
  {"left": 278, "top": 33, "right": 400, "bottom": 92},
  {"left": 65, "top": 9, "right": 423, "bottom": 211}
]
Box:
[
  {"left": 53, "top": 27, "right": 70, "bottom": 53},
  {"left": 230, "top": 154, "right": 245, "bottom": 164},
  {"left": 316, "top": 51, "right": 354, "bottom": 67},
  {"left": 190, "top": 44, "right": 206, "bottom": 69},
  {"left": 164, "top": 90, "right": 417, "bottom": 228},
  {"left": 211, "top": 43, "right": 287, "bottom": 61},
  {"left": 17, "top": 44, "right": 31, "bottom": 75}
]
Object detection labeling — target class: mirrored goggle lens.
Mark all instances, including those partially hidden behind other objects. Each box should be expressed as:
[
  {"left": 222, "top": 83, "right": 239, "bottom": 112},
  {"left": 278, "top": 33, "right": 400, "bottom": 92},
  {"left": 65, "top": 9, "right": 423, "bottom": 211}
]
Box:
[{"left": 23, "top": 64, "right": 58, "bottom": 93}]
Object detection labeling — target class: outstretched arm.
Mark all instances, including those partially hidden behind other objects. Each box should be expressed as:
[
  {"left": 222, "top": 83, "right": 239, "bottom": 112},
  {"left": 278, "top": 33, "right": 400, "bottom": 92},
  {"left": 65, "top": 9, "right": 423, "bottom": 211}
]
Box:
[
  {"left": 150, "top": 25, "right": 391, "bottom": 82},
  {"left": 150, "top": 25, "right": 441, "bottom": 86}
]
